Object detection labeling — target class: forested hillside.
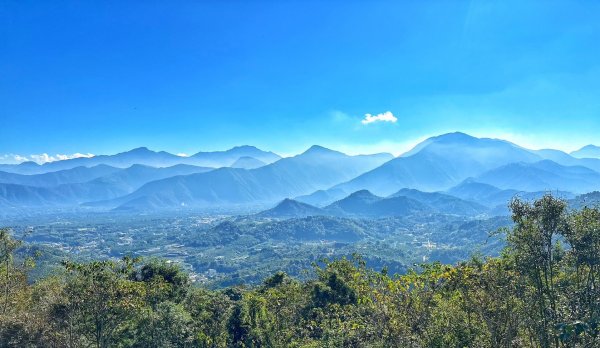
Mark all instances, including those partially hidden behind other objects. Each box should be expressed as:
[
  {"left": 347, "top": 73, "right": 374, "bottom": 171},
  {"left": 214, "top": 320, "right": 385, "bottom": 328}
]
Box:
[{"left": 1, "top": 194, "right": 599, "bottom": 347}]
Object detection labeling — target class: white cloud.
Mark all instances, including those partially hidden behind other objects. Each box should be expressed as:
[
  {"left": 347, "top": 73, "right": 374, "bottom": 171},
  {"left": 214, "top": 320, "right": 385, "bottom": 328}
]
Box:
[
  {"left": 176, "top": 153, "right": 189, "bottom": 157},
  {"left": 0, "top": 153, "right": 95, "bottom": 164},
  {"left": 361, "top": 111, "right": 398, "bottom": 125},
  {"left": 0, "top": 154, "right": 30, "bottom": 163}
]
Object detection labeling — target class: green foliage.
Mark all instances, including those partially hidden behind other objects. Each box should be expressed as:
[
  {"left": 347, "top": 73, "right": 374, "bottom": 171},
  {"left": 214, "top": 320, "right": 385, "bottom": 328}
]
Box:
[{"left": 1, "top": 195, "right": 600, "bottom": 347}]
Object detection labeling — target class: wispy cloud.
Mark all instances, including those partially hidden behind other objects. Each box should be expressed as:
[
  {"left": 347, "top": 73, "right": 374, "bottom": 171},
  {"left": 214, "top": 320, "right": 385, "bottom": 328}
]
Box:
[
  {"left": 329, "top": 110, "right": 351, "bottom": 123},
  {"left": 361, "top": 111, "right": 397, "bottom": 125},
  {"left": 0, "top": 153, "right": 95, "bottom": 164}
]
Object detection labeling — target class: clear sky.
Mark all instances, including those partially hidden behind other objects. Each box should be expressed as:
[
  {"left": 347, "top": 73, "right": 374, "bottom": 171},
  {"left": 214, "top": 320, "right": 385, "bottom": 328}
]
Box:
[{"left": 1, "top": 1, "right": 600, "bottom": 162}]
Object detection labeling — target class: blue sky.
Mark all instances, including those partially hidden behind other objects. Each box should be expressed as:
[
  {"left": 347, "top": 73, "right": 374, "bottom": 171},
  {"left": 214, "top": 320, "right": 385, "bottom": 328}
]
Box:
[{"left": 1, "top": 1, "right": 600, "bottom": 162}]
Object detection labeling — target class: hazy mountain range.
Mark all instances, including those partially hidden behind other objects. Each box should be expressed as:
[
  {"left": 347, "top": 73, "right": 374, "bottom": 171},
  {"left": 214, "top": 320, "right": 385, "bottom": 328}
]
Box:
[
  {"left": 1, "top": 132, "right": 600, "bottom": 216},
  {"left": 0, "top": 145, "right": 281, "bottom": 174},
  {"left": 258, "top": 187, "right": 490, "bottom": 219}
]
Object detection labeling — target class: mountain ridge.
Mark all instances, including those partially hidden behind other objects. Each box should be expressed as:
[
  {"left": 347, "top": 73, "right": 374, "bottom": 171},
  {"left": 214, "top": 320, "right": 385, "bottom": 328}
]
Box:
[{"left": 2, "top": 132, "right": 600, "bottom": 215}]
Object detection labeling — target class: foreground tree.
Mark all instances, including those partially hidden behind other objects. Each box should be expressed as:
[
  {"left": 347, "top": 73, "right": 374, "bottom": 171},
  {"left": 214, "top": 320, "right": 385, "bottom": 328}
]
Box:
[{"left": 1, "top": 194, "right": 600, "bottom": 347}]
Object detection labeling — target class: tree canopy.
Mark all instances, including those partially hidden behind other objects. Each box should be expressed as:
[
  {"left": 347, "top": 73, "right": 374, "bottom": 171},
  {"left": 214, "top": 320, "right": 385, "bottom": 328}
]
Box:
[{"left": 1, "top": 194, "right": 599, "bottom": 347}]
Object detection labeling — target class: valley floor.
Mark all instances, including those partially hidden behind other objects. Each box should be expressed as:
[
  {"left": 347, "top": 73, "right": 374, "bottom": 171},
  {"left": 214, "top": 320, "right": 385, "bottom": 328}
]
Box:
[{"left": 7, "top": 210, "right": 507, "bottom": 287}]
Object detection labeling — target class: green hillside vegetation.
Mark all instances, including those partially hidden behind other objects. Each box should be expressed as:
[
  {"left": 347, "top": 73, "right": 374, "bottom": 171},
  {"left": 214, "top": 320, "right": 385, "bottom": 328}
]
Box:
[{"left": 1, "top": 195, "right": 600, "bottom": 347}]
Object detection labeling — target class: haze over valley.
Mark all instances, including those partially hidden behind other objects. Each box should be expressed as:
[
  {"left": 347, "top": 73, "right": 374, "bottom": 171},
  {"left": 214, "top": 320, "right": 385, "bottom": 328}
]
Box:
[
  {"left": 3, "top": 2, "right": 600, "bottom": 345},
  {"left": 3, "top": 131, "right": 600, "bottom": 287},
  {"left": 2, "top": 132, "right": 598, "bottom": 216}
]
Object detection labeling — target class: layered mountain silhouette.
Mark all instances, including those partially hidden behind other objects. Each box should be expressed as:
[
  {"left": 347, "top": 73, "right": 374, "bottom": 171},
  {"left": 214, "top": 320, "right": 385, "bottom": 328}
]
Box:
[
  {"left": 1, "top": 133, "right": 600, "bottom": 216},
  {"left": 0, "top": 165, "right": 120, "bottom": 187},
  {"left": 101, "top": 146, "right": 393, "bottom": 210},
  {"left": 259, "top": 188, "right": 488, "bottom": 219},
  {"left": 62, "top": 164, "right": 214, "bottom": 203},
  {"left": 446, "top": 180, "right": 520, "bottom": 208},
  {"left": 0, "top": 184, "right": 72, "bottom": 207},
  {"left": 389, "top": 188, "right": 488, "bottom": 216},
  {"left": 190, "top": 145, "right": 280, "bottom": 167},
  {"left": 0, "top": 147, "right": 182, "bottom": 174},
  {"left": 317, "top": 132, "right": 541, "bottom": 198},
  {"left": 324, "top": 190, "right": 430, "bottom": 217},
  {"left": 0, "top": 164, "right": 212, "bottom": 206},
  {"left": 472, "top": 160, "right": 600, "bottom": 193},
  {"left": 571, "top": 145, "right": 600, "bottom": 159},
  {"left": 257, "top": 198, "right": 326, "bottom": 218},
  {"left": 446, "top": 179, "right": 575, "bottom": 215},
  {"left": 230, "top": 156, "right": 267, "bottom": 169},
  {"left": 0, "top": 146, "right": 280, "bottom": 174}
]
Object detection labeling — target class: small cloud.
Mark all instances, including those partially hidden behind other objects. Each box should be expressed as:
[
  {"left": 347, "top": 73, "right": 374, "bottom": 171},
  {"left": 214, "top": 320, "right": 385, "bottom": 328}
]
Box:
[
  {"left": 177, "top": 153, "right": 189, "bottom": 157},
  {"left": 361, "top": 111, "right": 397, "bottom": 125},
  {"left": 0, "top": 153, "right": 94, "bottom": 164},
  {"left": 0, "top": 154, "right": 36, "bottom": 164},
  {"left": 0, "top": 154, "right": 30, "bottom": 164},
  {"left": 29, "top": 154, "right": 54, "bottom": 163}
]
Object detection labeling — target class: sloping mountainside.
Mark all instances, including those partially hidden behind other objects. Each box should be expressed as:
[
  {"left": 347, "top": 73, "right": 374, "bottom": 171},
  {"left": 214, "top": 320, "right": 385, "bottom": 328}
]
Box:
[
  {"left": 60, "top": 164, "right": 214, "bottom": 203},
  {"left": 230, "top": 156, "right": 266, "bottom": 169},
  {"left": 568, "top": 191, "right": 600, "bottom": 209},
  {"left": 446, "top": 180, "right": 520, "bottom": 208},
  {"left": 532, "top": 149, "right": 600, "bottom": 172},
  {"left": 263, "top": 189, "right": 489, "bottom": 219},
  {"left": 446, "top": 180, "right": 575, "bottom": 209},
  {"left": 0, "top": 184, "right": 72, "bottom": 207},
  {"left": 295, "top": 188, "right": 350, "bottom": 207},
  {"left": 0, "top": 165, "right": 120, "bottom": 187},
  {"left": 390, "top": 188, "right": 488, "bottom": 216},
  {"left": 257, "top": 198, "right": 326, "bottom": 218},
  {"left": 0, "top": 147, "right": 183, "bottom": 174},
  {"left": 191, "top": 145, "right": 281, "bottom": 167},
  {"left": 323, "top": 190, "right": 431, "bottom": 217},
  {"left": 104, "top": 146, "right": 393, "bottom": 210},
  {"left": 474, "top": 160, "right": 600, "bottom": 193},
  {"left": 319, "top": 132, "right": 542, "bottom": 198},
  {"left": 3, "top": 133, "right": 600, "bottom": 214},
  {"left": 571, "top": 144, "right": 600, "bottom": 159},
  {"left": 0, "top": 164, "right": 213, "bottom": 207},
  {"left": 258, "top": 188, "right": 592, "bottom": 221},
  {"left": 0, "top": 146, "right": 280, "bottom": 174}
]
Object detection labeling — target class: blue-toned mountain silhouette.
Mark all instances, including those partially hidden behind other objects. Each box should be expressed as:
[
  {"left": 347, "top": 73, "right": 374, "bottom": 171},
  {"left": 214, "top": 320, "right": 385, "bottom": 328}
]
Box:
[
  {"left": 0, "top": 146, "right": 281, "bottom": 174},
  {"left": 571, "top": 145, "right": 600, "bottom": 159},
  {"left": 2, "top": 132, "right": 600, "bottom": 215},
  {"left": 102, "top": 146, "right": 393, "bottom": 210}
]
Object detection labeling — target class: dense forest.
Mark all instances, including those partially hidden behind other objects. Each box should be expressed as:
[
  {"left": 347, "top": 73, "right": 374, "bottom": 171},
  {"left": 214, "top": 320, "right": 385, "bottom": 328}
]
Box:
[{"left": 1, "top": 195, "right": 599, "bottom": 347}]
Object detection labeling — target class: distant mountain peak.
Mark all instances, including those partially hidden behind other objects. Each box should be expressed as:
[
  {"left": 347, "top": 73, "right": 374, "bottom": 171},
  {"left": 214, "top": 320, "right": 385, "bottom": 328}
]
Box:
[
  {"left": 434, "top": 131, "right": 476, "bottom": 140},
  {"left": 338, "top": 190, "right": 382, "bottom": 204},
  {"left": 275, "top": 198, "right": 318, "bottom": 209},
  {"left": 306, "top": 144, "right": 331, "bottom": 151},
  {"left": 301, "top": 145, "right": 343, "bottom": 156},
  {"left": 571, "top": 144, "right": 600, "bottom": 159},
  {"left": 125, "top": 146, "right": 154, "bottom": 154},
  {"left": 190, "top": 145, "right": 281, "bottom": 165},
  {"left": 230, "top": 156, "right": 266, "bottom": 169},
  {"left": 19, "top": 161, "right": 41, "bottom": 167},
  {"left": 425, "top": 132, "right": 489, "bottom": 147},
  {"left": 400, "top": 132, "right": 474, "bottom": 157},
  {"left": 230, "top": 145, "right": 259, "bottom": 151},
  {"left": 257, "top": 198, "right": 324, "bottom": 218},
  {"left": 347, "top": 189, "right": 378, "bottom": 199}
]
